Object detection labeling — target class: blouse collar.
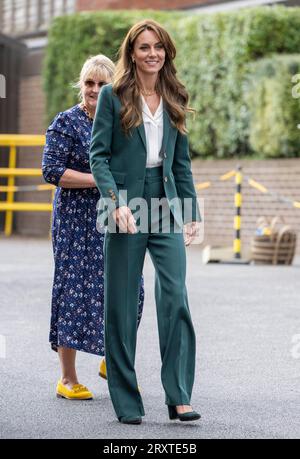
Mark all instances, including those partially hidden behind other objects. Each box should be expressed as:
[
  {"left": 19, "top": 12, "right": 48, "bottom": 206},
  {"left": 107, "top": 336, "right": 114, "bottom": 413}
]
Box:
[{"left": 141, "top": 95, "right": 163, "bottom": 122}]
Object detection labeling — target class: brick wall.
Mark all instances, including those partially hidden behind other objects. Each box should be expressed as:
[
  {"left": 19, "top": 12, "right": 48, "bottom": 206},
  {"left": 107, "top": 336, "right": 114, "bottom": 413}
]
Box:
[
  {"left": 15, "top": 49, "right": 52, "bottom": 237},
  {"left": 193, "top": 158, "right": 300, "bottom": 256},
  {"left": 11, "top": 141, "right": 300, "bottom": 258},
  {"left": 19, "top": 75, "right": 46, "bottom": 135},
  {"left": 76, "top": 0, "right": 218, "bottom": 11},
  {"left": 77, "top": 0, "right": 300, "bottom": 10}
]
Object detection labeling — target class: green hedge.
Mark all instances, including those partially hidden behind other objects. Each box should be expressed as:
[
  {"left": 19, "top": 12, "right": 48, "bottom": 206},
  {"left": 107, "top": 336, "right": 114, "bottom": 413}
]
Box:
[
  {"left": 43, "top": 6, "right": 300, "bottom": 158},
  {"left": 43, "top": 10, "right": 181, "bottom": 124},
  {"left": 243, "top": 54, "right": 300, "bottom": 158}
]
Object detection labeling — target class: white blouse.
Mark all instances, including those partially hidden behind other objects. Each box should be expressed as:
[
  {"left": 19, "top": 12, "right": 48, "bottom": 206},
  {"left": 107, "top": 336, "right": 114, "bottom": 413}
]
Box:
[{"left": 141, "top": 95, "right": 164, "bottom": 168}]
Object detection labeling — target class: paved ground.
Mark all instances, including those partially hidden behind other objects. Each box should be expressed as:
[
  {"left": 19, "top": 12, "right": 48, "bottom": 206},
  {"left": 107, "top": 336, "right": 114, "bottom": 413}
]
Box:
[{"left": 0, "top": 237, "right": 299, "bottom": 439}]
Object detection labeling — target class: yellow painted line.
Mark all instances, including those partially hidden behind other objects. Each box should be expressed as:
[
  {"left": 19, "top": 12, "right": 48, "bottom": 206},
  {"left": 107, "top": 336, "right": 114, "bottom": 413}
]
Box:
[
  {"left": 293, "top": 201, "right": 300, "bottom": 209},
  {"left": 0, "top": 134, "right": 45, "bottom": 146},
  {"left": 234, "top": 239, "right": 241, "bottom": 253},
  {"left": 235, "top": 193, "right": 242, "bottom": 207},
  {"left": 196, "top": 181, "right": 211, "bottom": 190},
  {"left": 220, "top": 170, "right": 236, "bottom": 181},
  {"left": 0, "top": 184, "right": 54, "bottom": 192},
  {"left": 0, "top": 202, "right": 52, "bottom": 211},
  {"left": 37, "top": 184, "right": 54, "bottom": 191},
  {"left": 0, "top": 168, "right": 42, "bottom": 177},
  {"left": 234, "top": 215, "right": 241, "bottom": 229},
  {"left": 248, "top": 178, "right": 268, "bottom": 194},
  {"left": 0, "top": 187, "right": 15, "bottom": 192}
]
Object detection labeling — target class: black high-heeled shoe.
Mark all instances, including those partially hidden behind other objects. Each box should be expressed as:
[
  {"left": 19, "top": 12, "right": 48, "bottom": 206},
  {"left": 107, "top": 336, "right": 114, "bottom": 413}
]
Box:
[{"left": 168, "top": 406, "right": 201, "bottom": 422}]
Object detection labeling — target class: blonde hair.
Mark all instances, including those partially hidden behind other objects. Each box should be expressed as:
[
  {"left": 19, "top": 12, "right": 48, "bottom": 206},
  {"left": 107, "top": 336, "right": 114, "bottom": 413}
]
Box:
[
  {"left": 73, "top": 54, "right": 115, "bottom": 100},
  {"left": 113, "top": 19, "right": 194, "bottom": 135}
]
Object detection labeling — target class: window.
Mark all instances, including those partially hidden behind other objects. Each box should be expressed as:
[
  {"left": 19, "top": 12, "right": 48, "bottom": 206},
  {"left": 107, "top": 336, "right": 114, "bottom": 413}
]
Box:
[{"left": 0, "top": 0, "right": 76, "bottom": 35}]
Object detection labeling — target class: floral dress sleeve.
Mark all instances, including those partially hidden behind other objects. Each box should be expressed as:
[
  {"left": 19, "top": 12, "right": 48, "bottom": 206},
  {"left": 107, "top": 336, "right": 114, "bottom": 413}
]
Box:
[{"left": 42, "top": 112, "right": 74, "bottom": 186}]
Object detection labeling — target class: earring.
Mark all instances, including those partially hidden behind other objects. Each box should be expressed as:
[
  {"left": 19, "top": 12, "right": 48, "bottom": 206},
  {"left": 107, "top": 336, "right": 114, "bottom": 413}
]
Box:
[{"left": 132, "top": 58, "right": 135, "bottom": 63}]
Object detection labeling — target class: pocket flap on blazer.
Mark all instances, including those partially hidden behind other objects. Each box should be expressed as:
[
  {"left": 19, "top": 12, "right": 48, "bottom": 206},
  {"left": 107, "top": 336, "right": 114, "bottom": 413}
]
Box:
[{"left": 111, "top": 170, "right": 126, "bottom": 185}]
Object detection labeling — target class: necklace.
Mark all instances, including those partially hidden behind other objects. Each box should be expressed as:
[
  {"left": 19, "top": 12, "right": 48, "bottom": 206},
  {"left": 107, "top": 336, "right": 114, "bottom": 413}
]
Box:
[
  {"left": 141, "top": 90, "right": 156, "bottom": 97},
  {"left": 80, "top": 103, "right": 94, "bottom": 121}
]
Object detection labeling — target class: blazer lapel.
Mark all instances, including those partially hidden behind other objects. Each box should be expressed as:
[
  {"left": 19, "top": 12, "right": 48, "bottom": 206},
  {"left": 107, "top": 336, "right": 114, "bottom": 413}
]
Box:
[
  {"left": 137, "top": 124, "right": 147, "bottom": 153},
  {"left": 161, "top": 106, "right": 170, "bottom": 154}
]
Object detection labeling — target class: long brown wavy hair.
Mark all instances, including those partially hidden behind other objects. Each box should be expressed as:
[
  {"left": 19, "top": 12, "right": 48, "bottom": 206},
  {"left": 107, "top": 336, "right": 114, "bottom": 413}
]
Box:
[{"left": 113, "top": 19, "right": 194, "bottom": 135}]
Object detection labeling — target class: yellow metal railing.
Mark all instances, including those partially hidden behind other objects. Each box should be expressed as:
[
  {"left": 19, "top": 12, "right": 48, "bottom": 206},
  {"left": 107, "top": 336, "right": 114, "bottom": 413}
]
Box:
[{"left": 0, "top": 134, "right": 54, "bottom": 236}]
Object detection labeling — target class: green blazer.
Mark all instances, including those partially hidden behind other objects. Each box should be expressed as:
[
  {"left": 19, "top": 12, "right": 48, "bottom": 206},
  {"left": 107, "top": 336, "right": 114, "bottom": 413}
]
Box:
[{"left": 90, "top": 84, "right": 201, "bottom": 228}]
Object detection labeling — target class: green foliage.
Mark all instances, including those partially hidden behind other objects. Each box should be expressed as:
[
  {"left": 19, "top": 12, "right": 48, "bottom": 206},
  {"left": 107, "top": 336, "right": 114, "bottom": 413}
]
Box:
[
  {"left": 243, "top": 54, "right": 300, "bottom": 158},
  {"left": 43, "top": 10, "right": 181, "bottom": 123},
  {"left": 175, "top": 6, "right": 300, "bottom": 158},
  {"left": 43, "top": 6, "right": 300, "bottom": 158}
]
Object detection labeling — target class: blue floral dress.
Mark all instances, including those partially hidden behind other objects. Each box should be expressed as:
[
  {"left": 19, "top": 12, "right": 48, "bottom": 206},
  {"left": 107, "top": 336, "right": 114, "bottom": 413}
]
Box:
[{"left": 42, "top": 105, "right": 144, "bottom": 356}]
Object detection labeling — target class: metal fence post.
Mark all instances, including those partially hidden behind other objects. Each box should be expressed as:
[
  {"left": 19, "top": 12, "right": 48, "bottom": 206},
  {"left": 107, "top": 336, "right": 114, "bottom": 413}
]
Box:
[
  {"left": 4, "top": 144, "right": 17, "bottom": 236},
  {"left": 234, "top": 166, "right": 242, "bottom": 259}
]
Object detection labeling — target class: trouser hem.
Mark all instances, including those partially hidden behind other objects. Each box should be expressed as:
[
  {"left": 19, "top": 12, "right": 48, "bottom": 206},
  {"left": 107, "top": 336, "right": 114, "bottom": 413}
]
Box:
[{"left": 165, "top": 398, "right": 191, "bottom": 406}]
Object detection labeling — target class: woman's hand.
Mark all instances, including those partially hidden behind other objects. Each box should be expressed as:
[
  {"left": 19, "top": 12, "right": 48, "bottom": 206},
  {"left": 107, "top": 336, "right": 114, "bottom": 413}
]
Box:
[
  {"left": 183, "top": 221, "right": 200, "bottom": 246},
  {"left": 112, "top": 206, "right": 137, "bottom": 234}
]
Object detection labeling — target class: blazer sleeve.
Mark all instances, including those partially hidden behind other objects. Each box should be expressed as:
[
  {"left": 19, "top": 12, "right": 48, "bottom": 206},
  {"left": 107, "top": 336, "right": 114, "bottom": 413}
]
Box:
[
  {"left": 172, "top": 131, "right": 201, "bottom": 224},
  {"left": 90, "top": 85, "right": 126, "bottom": 213},
  {"left": 42, "top": 112, "right": 73, "bottom": 186}
]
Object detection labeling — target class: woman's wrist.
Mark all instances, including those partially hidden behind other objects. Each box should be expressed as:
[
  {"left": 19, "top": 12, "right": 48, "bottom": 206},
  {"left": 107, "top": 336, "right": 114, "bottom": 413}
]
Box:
[
  {"left": 58, "top": 169, "right": 97, "bottom": 188},
  {"left": 86, "top": 173, "right": 96, "bottom": 188},
  {"left": 89, "top": 173, "right": 96, "bottom": 187}
]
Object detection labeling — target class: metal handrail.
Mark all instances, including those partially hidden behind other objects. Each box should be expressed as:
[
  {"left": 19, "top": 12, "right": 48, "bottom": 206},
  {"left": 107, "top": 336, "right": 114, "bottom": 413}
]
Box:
[{"left": 0, "top": 134, "right": 54, "bottom": 236}]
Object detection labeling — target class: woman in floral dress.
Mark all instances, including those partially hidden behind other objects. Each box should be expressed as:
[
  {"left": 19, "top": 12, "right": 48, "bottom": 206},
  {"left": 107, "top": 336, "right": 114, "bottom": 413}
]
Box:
[{"left": 42, "top": 55, "right": 144, "bottom": 400}]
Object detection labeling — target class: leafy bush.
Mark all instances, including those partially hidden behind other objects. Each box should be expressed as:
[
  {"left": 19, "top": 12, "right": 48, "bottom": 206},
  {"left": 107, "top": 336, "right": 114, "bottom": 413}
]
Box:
[
  {"left": 43, "top": 6, "right": 300, "bottom": 158},
  {"left": 175, "top": 6, "right": 300, "bottom": 157},
  {"left": 43, "top": 10, "right": 181, "bottom": 123},
  {"left": 243, "top": 54, "right": 300, "bottom": 157}
]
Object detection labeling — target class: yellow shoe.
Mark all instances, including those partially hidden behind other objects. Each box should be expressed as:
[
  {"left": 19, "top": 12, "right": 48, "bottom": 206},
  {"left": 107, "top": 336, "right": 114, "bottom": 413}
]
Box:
[
  {"left": 99, "top": 358, "right": 141, "bottom": 392},
  {"left": 99, "top": 358, "right": 107, "bottom": 380},
  {"left": 56, "top": 381, "right": 93, "bottom": 400}
]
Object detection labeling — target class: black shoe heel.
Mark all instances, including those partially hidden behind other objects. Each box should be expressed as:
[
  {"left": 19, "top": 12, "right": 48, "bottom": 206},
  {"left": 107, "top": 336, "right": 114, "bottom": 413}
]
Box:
[{"left": 168, "top": 405, "right": 178, "bottom": 420}]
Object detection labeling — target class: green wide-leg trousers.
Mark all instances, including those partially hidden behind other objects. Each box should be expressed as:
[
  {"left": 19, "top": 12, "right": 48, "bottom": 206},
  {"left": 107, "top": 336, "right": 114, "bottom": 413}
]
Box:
[{"left": 104, "top": 167, "right": 196, "bottom": 419}]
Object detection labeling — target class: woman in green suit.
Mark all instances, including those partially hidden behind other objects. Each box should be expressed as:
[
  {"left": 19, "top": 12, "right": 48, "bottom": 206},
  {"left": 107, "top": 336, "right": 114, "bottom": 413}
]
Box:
[{"left": 90, "top": 19, "right": 201, "bottom": 424}]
